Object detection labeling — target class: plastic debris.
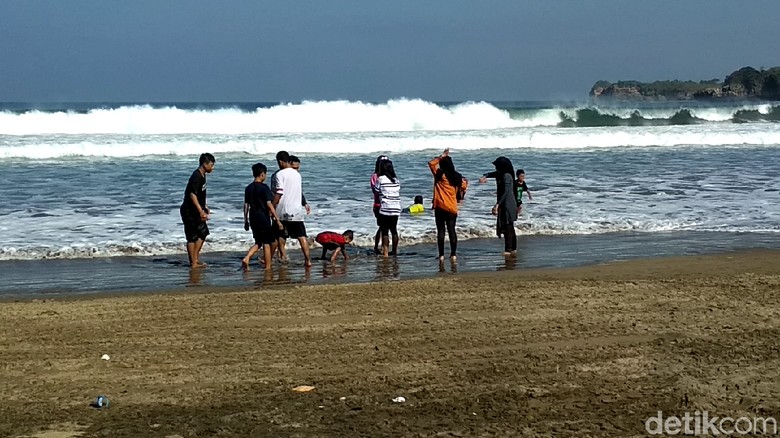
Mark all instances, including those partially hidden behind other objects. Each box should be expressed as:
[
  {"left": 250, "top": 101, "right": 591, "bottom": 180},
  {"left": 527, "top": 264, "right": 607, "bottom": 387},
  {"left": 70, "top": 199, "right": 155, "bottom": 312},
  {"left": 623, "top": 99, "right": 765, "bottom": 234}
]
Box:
[
  {"left": 93, "top": 395, "right": 110, "bottom": 408},
  {"left": 392, "top": 396, "right": 406, "bottom": 403},
  {"left": 292, "top": 385, "right": 316, "bottom": 393},
  {"left": 101, "top": 354, "right": 110, "bottom": 361}
]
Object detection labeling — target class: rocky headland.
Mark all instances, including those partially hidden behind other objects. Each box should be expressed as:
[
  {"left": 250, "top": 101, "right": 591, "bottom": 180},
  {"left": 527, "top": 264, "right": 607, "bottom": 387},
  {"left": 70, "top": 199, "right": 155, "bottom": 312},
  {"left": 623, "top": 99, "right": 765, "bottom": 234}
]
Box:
[{"left": 591, "top": 66, "right": 780, "bottom": 101}]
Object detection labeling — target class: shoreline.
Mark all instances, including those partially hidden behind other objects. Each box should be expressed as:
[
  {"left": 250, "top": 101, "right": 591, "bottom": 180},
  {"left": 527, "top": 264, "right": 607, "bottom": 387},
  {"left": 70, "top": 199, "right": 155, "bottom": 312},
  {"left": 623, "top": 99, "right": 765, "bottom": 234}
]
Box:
[
  {"left": 4, "top": 247, "right": 780, "bottom": 303},
  {"left": 2, "top": 250, "right": 780, "bottom": 436},
  {"left": 2, "top": 230, "right": 779, "bottom": 300}
]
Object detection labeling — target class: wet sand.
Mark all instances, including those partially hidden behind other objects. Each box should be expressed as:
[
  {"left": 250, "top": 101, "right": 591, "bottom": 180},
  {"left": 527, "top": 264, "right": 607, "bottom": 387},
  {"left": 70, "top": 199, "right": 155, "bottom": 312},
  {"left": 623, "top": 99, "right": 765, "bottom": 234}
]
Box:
[
  {"left": 2, "top": 230, "right": 778, "bottom": 298},
  {"left": 2, "top": 250, "right": 780, "bottom": 437}
]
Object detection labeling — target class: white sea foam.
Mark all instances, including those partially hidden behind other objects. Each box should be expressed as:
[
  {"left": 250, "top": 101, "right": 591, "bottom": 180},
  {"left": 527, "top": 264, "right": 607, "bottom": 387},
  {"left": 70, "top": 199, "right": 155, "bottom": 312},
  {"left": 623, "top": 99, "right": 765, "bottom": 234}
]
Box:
[
  {"left": 0, "top": 99, "right": 526, "bottom": 136},
  {"left": 0, "top": 99, "right": 777, "bottom": 138},
  {"left": 1, "top": 123, "right": 780, "bottom": 160}
]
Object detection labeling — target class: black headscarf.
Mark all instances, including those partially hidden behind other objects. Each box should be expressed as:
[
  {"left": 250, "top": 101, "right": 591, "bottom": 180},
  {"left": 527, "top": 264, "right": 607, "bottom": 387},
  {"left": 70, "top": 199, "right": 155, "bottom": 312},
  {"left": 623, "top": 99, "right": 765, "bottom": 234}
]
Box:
[
  {"left": 435, "top": 156, "right": 463, "bottom": 189},
  {"left": 492, "top": 156, "right": 515, "bottom": 198}
]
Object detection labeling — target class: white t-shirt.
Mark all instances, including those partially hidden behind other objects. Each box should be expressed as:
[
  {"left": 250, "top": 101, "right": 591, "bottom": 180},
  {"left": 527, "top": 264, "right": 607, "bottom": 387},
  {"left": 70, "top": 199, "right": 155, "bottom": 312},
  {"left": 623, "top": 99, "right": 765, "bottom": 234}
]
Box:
[{"left": 273, "top": 167, "right": 305, "bottom": 221}]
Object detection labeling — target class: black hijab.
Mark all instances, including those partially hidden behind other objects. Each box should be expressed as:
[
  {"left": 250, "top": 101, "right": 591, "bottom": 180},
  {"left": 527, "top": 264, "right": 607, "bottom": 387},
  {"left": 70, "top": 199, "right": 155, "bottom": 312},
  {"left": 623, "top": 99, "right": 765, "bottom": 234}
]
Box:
[{"left": 435, "top": 156, "right": 463, "bottom": 189}]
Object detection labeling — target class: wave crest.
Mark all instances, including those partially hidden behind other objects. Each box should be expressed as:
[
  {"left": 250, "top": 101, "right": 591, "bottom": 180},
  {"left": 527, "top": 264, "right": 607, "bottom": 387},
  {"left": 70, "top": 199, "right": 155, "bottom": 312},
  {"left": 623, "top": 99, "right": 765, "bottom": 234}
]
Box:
[{"left": 1, "top": 100, "right": 778, "bottom": 136}]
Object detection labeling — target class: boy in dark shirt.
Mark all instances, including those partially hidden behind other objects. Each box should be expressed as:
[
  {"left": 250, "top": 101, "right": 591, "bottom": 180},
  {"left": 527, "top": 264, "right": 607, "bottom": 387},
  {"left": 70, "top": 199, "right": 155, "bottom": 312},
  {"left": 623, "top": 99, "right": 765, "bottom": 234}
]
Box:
[
  {"left": 181, "top": 153, "right": 215, "bottom": 268},
  {"left": 242, "top": 163, "right": 284, "bottom": 270},
  {"left": 315, "top": 230, "right": 354, "bottom": 262},
  {"left": 514, "top": 169, "right": 533, "bottom": 215}
]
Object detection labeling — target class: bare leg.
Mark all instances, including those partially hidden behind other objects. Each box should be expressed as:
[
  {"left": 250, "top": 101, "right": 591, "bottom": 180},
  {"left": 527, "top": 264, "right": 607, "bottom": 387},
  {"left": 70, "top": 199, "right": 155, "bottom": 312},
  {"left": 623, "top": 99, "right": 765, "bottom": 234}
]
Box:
[
  {"left": 373, "top": 229, "right": 381, "bottom": 253},
  {"left": 188, "top": 239, "right": 207, "bottom": 267},
  {"left": 321, "top": 247, "right": 327, "bottom": 260},
  {"left": 242, "top": 244, "right": 259, "bottom": 270},
  {"left": 273, "top": 237, "right": 285, "bottom": 261},
  {"left": 186, "top": 242, "right": 196, "bottom": 266},
  {"left": 193, "top": 238, "right": 206, "bottom": 266},
  {"left": 391, "top": 231, "right": 399, "bottom": 256},
  {"left": 382, "top": 233, "right": 389, "bottom": 258},
  {"left": 262, "top": 244, "right": 273, "bottom": 271},
  {"left": 298, "top": 236, "right": 312, "bottom": 267}
]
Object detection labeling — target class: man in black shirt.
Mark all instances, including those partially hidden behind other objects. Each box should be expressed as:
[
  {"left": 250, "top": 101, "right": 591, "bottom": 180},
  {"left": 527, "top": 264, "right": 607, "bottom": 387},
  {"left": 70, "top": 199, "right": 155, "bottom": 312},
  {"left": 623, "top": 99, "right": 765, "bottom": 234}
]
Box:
[
  {"left": 242, "top": 162, "right": 283, "bottom": 270},
  {"left": 180, "top": 153, "right": 215, "bottom": 268}
]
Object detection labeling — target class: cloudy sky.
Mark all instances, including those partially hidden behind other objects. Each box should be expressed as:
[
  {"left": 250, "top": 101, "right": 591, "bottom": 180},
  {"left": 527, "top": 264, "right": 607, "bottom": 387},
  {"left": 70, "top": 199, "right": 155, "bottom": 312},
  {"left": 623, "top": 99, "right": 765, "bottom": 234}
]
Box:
[{"left": 2, "top": 0, "right": 778, "bottom": 103}]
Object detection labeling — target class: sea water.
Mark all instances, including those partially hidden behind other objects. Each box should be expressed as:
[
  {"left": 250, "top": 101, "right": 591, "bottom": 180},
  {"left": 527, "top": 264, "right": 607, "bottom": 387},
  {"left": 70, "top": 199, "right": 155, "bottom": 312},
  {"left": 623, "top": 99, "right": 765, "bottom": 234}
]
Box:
[{"left": 0, "top": 99, "right": 779, "bottom": 294}]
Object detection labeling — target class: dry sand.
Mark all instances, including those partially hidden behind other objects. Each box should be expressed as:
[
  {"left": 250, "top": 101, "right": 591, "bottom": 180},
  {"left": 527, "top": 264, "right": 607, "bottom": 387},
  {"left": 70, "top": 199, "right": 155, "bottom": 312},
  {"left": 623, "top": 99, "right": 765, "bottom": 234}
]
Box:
[{"left": 2, "top": 250, "right": 780, "bottom": 437}]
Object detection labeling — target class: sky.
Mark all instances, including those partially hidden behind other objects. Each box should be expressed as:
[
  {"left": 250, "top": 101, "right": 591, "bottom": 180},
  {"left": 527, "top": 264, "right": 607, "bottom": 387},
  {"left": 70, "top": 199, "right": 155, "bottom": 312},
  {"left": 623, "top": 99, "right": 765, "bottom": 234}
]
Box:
[{"left": 1, "top": 0, "right": 779, "bottom": 103}]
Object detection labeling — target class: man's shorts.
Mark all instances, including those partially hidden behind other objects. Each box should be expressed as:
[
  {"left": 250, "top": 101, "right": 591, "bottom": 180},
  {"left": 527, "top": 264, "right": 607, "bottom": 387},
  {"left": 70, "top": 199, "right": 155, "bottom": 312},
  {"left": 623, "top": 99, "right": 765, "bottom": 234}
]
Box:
[
  {"left": 282, "top": 221, "right": 307, "bottom": 239},
  {"left": 251, "top": 225, "right": 276, "bottom": 246},
  {"left": 182, "top": 216, "right": 209, "bottom": 243},
  {"left": 270, "top": 219, "right": 288, "bottom": 240}
]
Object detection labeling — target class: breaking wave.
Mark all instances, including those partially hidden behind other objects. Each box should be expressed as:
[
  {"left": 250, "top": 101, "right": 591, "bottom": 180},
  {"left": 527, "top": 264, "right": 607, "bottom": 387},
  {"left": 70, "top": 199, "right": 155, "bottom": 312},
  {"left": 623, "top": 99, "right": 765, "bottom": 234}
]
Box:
[{"left": 0, "top": 99, "right": 778, "bottom": 137}]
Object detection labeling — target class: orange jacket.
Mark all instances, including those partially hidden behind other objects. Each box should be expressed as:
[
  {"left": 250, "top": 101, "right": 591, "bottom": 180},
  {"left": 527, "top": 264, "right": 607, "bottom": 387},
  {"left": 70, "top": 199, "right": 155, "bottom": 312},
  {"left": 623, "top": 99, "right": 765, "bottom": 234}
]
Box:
[{"left": 428, "top": 157, "right": 468, "bottom": 214}]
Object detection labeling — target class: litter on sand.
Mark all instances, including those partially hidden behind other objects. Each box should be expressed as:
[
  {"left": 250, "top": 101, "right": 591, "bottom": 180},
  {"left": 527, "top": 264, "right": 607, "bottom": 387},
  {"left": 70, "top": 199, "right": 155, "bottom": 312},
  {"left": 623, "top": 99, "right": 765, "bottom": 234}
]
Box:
[
  {"left": 392, "top": 396, "right": 406, "bottom": 403},
  {"left": 292, "top": 385, "right": 316, "bottom": 393}
]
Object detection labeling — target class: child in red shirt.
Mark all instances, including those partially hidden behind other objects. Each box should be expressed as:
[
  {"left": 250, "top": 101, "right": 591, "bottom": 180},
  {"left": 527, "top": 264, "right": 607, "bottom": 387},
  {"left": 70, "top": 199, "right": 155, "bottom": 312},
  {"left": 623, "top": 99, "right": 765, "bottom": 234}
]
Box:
[{"left": 315, "top": 230, "right": 354, "bottom": 262}]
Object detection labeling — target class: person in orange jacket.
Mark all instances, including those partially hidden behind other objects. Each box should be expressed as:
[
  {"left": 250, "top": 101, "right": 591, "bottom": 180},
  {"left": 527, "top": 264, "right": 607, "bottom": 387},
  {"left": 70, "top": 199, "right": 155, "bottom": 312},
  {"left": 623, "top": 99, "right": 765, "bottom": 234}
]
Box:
[{"left": 428, "top": 148, "right": 468, "bottom": 261}]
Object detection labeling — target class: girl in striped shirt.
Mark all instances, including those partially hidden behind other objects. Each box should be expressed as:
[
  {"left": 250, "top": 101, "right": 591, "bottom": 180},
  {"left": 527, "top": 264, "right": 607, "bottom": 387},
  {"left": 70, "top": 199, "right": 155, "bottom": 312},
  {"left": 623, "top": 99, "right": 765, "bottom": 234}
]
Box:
[{"left": 372, "top": 159, "right": 401, "bottom": 257}]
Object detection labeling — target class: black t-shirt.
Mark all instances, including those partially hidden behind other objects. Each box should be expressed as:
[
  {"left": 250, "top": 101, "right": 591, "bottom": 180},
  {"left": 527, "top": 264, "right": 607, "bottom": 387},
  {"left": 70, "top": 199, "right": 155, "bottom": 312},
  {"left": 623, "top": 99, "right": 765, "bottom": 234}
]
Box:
[
  {"left": 244, "top": 182, "right": 273, "bottom": 228},
  {"left": 182, "top": 169, "right": 207, "bottom": 217}
]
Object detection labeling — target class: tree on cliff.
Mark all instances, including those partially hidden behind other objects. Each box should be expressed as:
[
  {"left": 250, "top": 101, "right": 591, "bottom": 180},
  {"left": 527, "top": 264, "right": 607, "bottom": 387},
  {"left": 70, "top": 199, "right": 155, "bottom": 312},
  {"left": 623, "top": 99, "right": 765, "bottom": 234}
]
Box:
[
  {"left": 592, "top": 65, "right": 780, "bottom": 100},
  {"left": 723, "top": 67, "right": 763, "bottom": 96},
  {"left": 762, "top": 67, "right": 780, "bottom": 100}
]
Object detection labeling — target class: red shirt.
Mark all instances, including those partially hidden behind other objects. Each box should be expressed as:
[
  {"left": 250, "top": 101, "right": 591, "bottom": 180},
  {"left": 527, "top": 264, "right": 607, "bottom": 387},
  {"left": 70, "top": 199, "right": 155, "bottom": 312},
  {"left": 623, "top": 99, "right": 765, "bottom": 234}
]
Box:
[{"left": 316, "top": 232, "right": 346, "bottom": 247}]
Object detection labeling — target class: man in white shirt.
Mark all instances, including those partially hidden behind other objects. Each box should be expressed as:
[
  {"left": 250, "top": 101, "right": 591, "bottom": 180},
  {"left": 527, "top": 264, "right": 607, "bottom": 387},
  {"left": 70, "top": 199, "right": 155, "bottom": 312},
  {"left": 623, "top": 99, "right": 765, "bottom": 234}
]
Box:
[{"left": 273, "top": 152, "right": 312, "bottom": 267}]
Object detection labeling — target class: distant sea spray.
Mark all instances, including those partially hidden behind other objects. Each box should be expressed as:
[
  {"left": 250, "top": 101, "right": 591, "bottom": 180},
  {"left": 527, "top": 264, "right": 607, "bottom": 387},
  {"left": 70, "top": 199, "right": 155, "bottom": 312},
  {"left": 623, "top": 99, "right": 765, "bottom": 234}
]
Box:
[{"left": 1, "top": 99, "right": 779, "bottom": 160}]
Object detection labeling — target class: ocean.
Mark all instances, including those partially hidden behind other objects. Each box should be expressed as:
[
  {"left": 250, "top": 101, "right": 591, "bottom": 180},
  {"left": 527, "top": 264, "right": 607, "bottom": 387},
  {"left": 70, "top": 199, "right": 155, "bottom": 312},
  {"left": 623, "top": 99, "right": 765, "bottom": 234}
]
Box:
[{"left": 1, "top": 99, "right": 779, "bottom": 296}]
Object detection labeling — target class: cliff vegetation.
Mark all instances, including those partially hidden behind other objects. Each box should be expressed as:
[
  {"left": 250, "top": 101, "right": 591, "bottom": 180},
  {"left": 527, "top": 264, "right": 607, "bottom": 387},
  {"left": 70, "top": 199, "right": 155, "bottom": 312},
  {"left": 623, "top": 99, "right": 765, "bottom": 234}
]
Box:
[{"left": 591, "top": 66, "right": 780, "bottom": 100}]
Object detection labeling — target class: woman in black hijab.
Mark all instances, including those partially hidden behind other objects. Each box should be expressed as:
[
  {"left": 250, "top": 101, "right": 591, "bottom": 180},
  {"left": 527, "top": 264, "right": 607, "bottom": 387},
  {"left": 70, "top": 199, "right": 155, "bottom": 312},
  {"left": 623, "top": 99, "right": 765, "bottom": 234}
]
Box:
[{"left": 487, "top": 156, "right": 517, "bottom": 255}]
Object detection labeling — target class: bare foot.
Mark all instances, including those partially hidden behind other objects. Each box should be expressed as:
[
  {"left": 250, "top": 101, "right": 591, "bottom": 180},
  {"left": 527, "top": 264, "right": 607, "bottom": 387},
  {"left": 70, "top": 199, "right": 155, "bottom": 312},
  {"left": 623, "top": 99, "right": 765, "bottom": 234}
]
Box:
[
  {"left": 304, "top": 259, "right": 312, "bottom": 268},
  {"left": 438, "top": 255, "right": 445, "bottom": 261},
  {"left": 502, "top": 252, "right": 512, "bottom": 256},
  {"left": 241, "top": 259, "right": 249, "bottom": 270},
  {"left": 450, "top": 255, "right": 457, "bottom": 261}
]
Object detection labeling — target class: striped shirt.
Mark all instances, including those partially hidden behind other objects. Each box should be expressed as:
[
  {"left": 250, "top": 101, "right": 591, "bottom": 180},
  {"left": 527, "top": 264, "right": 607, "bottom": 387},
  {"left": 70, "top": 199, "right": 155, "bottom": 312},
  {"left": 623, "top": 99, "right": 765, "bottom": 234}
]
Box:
[{"left": 373, "top": 175, "right": 401, "bottom": 216}]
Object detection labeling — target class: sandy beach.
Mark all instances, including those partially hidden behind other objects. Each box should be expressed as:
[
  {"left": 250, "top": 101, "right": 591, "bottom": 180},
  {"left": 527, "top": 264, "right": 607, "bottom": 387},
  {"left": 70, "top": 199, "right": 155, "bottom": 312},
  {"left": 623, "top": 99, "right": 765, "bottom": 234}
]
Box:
[{"left": 2, "top": 250, "right": 780, "bottom": 437}]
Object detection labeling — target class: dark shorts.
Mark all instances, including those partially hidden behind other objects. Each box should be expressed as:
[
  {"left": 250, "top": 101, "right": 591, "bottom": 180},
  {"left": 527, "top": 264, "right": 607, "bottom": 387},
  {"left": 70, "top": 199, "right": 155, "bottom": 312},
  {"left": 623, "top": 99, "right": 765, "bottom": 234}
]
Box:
[
  {"left": 182, "top": 215, "right": 209, "bottom": 243},
  {"left": 376, "top": 214, "right": 398, "bottom": 233},
  {"left": 319, "top": 242, "right": 341, "bottom": 251},
  {"left": 270, "top": 219, "right": 288, "bottom": 240},
  {"left": 251, "top": 225, "right": 275, "bottom": 246},
  {"left": 282, "top": 221, "right": 307, "bottom": 239}
]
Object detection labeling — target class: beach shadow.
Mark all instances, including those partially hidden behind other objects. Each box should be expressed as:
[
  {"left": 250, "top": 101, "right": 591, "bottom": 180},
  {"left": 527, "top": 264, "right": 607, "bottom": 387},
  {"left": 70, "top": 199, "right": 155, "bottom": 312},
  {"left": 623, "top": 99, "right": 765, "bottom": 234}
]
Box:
[
  {"left": 321, "top": 262, "right": 348, "bottom": 279},
  {"left": 375, "top": 257, "right": 400, "bottom": 281},
  {"left": 497, "top": 254, "right": 518, "bottom": 271},
  {"left": 188, "top": 267, "right": 204, "bottom": 286}
]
